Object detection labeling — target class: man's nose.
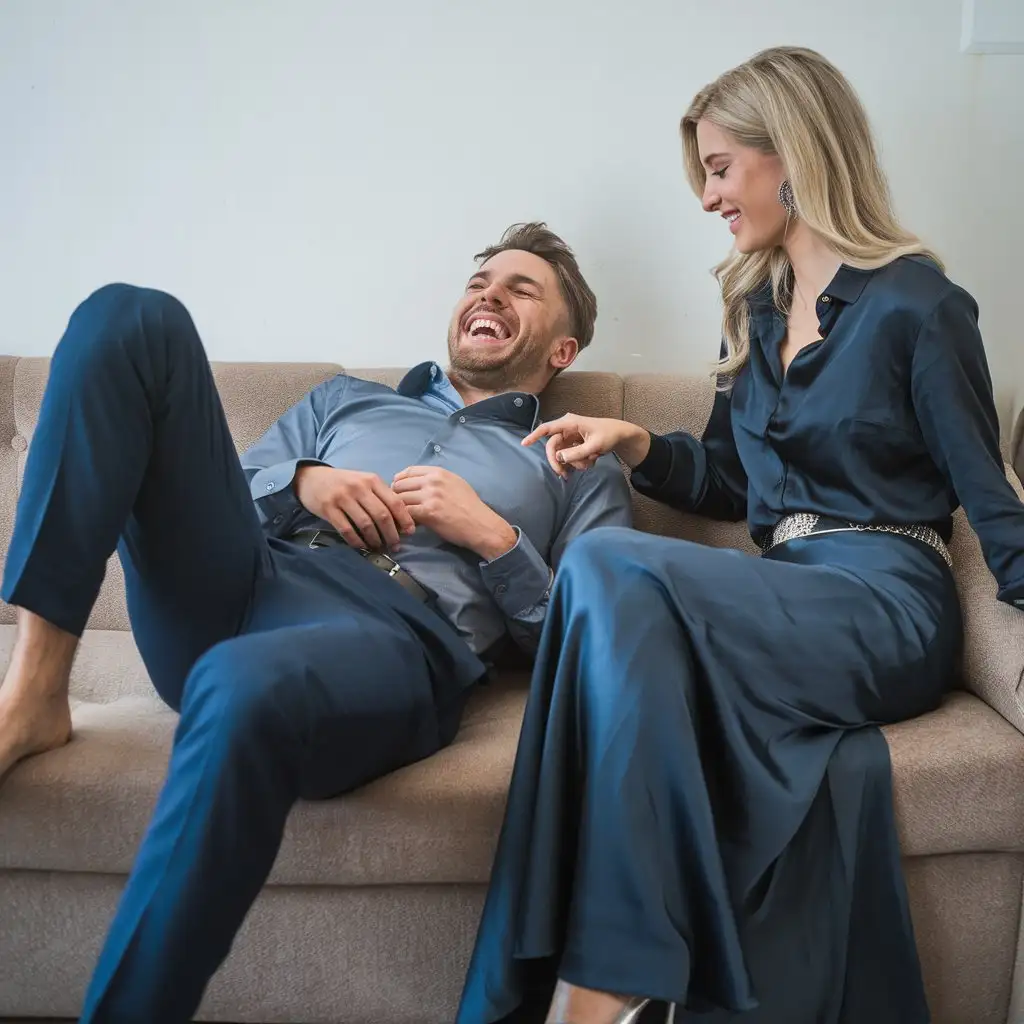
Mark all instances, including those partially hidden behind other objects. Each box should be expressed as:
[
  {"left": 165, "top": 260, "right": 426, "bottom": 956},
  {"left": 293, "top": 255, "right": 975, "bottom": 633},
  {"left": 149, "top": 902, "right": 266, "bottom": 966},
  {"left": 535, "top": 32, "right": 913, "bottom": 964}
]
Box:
[{"left": 479, "top": 283, "right": 505, "bottom": 307}]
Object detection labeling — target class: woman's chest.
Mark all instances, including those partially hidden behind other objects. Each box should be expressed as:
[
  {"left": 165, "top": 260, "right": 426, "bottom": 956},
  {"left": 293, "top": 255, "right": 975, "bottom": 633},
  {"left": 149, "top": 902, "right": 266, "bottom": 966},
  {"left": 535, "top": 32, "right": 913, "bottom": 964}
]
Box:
[{"left": 732, "top": 312, "right": 924, "bottom": 459}]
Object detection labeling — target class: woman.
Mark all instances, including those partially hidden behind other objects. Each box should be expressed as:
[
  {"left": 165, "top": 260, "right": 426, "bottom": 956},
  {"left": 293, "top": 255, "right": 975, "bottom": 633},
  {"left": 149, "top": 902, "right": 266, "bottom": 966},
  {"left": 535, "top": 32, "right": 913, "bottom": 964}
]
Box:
[{"left": 455, "top": 46, "right": 1024, "bottom": 1024}]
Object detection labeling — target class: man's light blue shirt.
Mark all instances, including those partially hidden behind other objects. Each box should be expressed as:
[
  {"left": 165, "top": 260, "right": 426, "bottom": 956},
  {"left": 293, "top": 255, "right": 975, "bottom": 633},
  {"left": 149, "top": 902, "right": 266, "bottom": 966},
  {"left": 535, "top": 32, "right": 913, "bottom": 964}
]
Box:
[{"left": 242, "top": 362, "right": 633, "bottom": 655}]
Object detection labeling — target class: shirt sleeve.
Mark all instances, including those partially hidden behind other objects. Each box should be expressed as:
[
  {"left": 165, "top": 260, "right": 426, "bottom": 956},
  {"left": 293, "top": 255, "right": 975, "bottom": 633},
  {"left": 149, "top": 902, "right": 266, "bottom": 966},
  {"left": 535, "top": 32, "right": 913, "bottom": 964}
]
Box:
[
  {"left": 911, "top": 287, "right": 1024, "bottom": 607},
  {"left": 478, "top": 455, "right": 634, "bottom": 654},
  {"left": 631, "top": 375, "right": 748, "bottom": 521},
  {"left": 240, "top": 376, "right": 344, "bottom": 535}
]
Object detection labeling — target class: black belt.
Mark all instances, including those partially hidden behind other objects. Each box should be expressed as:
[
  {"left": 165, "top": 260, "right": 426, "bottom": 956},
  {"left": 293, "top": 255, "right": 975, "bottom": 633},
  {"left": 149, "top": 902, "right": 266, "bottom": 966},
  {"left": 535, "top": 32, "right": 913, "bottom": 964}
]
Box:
[{"left": 290, "top": 529, "right": 435, "bottom": 604}]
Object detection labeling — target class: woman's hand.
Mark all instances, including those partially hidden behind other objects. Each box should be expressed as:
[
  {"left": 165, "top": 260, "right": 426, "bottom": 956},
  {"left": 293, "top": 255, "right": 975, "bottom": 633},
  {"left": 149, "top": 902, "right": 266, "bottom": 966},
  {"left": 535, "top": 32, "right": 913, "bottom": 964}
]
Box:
[{"left": 521, "top": 414, "right": 652, "bottom": 479}]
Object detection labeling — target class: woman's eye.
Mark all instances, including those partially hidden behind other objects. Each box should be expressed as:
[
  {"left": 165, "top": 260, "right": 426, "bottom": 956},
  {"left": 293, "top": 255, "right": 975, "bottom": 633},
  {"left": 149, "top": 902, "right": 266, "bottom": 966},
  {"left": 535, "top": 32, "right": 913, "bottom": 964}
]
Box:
[{"left": 712, "top": 167, "right": 728, "bottom": 179}]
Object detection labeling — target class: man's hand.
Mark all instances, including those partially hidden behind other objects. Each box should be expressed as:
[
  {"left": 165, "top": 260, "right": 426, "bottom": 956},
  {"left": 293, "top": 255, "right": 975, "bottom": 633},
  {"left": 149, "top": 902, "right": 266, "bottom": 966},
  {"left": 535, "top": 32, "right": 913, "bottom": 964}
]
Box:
[
  {"left": 392, "top": 466, "right": 518, "bottom": 561},
  {"left": 294, "top": 465, "right": 416, "bottom": 551}
]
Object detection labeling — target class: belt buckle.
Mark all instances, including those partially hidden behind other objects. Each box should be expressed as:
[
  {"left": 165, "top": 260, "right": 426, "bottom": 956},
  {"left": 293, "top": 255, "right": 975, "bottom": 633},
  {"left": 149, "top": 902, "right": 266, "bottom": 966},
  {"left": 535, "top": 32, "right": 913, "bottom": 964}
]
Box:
[{"left": 366, "top": 548, "right": 402, "bottom": 577}]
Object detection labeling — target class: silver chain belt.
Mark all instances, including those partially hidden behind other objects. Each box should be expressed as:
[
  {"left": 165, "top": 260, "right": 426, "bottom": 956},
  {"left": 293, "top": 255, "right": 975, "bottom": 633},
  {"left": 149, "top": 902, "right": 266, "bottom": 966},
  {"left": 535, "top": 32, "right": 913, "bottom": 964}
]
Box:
[{"left": 763, "top": 513, "right": 953, "bottom": 568}]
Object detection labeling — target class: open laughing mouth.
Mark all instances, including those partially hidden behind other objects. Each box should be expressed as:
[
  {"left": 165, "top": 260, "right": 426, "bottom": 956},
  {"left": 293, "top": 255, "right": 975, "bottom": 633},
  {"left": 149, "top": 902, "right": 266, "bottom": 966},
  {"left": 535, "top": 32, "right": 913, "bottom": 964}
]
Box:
[{"left": 462, "top": 311, "right": 513, "bottom": 342}]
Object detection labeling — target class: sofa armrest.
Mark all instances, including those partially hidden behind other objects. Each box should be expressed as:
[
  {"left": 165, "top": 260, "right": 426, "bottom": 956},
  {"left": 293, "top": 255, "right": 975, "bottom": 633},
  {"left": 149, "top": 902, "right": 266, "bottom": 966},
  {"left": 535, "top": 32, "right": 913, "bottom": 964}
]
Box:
[
  {"left": 1012, "top": 404, "right": 1024, "bottom": 482},
  {"left": 949, "top": 462, "right": 1024, "bottom": 734}
]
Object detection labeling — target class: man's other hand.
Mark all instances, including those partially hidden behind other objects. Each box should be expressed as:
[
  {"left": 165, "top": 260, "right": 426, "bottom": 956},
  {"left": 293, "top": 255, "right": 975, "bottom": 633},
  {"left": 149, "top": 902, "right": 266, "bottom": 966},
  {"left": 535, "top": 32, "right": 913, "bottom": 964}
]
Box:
[
  {"left": 392, "top": 467, "right": 517, "bottom": 560},
  {"left": 294, "top": 465, "right": 416, "bottom": 551}
]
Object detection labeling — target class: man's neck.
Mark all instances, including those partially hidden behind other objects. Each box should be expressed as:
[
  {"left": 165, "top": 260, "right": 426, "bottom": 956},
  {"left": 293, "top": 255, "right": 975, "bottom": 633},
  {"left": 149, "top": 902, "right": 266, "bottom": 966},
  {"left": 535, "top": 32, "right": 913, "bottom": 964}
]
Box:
[{"left": 450, "top": 378, "right": 500, "bottom": 407}]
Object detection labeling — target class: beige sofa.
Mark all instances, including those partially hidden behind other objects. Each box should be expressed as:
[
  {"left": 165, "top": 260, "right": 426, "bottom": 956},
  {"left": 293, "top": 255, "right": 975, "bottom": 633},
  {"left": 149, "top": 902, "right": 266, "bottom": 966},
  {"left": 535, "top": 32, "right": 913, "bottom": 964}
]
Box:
[
  {"left": 1, "top": 357, "right": 1024, "bottom": 1024},
  {"left": 1014, "top": 406, "right": 1024, "bottom": 483}
]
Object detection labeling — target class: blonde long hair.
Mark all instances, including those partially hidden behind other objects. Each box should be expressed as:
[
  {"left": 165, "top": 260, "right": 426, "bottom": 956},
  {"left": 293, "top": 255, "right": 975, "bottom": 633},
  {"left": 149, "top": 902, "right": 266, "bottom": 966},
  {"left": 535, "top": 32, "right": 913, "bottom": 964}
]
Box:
[{"left": 681, "top": 47, "right": 942, "bottom": 380}]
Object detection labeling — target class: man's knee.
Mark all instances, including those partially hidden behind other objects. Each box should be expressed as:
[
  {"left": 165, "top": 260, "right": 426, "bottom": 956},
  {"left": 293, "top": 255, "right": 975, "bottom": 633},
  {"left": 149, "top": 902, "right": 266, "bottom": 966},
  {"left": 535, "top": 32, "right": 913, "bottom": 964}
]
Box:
[
  {"left": 61, "top": 283, "right": 200, "bottom": 370},
  {"left": 179, "top": 639, "right": 306, "bottom": 754}
]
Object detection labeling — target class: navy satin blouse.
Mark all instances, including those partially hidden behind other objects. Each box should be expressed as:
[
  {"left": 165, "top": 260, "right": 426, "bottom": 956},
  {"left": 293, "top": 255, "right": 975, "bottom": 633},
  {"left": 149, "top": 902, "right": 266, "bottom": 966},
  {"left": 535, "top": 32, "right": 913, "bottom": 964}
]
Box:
[{"left": 632, "top": 256, "right": 1024, "bottom": 607}]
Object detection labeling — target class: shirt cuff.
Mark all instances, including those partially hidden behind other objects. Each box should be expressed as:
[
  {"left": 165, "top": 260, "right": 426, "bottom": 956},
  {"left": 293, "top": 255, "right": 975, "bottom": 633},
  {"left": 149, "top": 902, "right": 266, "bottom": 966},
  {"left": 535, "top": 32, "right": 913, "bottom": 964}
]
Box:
[
  {"left": 249, "top": 458, "right": 326, "bottom": 531},
  {"left": 630, "top": 433, "right": 674, "bottom": 490},
  {"left": 478, "top": 527, "right": 553, "bottom": 617}
]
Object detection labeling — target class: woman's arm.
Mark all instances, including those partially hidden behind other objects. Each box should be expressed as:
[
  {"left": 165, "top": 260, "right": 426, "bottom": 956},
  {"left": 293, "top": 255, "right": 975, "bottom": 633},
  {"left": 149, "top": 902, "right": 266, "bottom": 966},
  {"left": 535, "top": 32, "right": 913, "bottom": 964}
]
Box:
[
  {"left": 911, "top": 286, "right": 1024, "bottom": 607},
  {"left": 630, "top": 382, "right": 748, "bottom": 520},
  {"left": 521, "top": 378, "right": 748, "bottom": 521}
]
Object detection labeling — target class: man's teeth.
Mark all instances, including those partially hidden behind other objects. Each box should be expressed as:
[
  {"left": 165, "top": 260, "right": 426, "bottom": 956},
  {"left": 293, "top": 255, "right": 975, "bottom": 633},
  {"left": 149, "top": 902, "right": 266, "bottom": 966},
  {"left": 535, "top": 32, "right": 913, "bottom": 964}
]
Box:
[{"left": 468, "top": 318, "right": 510, "bottom": 339}]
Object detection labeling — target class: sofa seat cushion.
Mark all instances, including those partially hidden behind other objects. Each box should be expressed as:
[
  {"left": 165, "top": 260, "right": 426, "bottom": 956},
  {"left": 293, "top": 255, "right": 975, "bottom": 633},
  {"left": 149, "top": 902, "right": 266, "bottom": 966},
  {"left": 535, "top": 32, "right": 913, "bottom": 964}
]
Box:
[
  {"left": 0, "top": 632, "right": 525, "bottom": 886},
  {"left": 2, "top": 631, "right": 1024, "bottom": 886}
]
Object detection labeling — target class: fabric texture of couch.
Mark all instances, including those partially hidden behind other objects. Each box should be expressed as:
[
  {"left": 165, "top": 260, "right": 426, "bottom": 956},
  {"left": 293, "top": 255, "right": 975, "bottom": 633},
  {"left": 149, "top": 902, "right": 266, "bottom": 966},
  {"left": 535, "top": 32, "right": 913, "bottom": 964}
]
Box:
[
  {"left": 1, "top": 357, "right": 1023, "bottom": 1024},
  {"left": 1013, "top": 403, "right": 1024, "bottom": 484}
]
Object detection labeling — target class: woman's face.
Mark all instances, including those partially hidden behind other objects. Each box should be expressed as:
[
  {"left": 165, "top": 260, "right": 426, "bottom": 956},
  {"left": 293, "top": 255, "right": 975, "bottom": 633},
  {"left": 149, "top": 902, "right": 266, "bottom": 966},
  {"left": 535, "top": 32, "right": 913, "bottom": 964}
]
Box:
[{"left": 695, "top": 119, "right": 789, "bottom": 254}]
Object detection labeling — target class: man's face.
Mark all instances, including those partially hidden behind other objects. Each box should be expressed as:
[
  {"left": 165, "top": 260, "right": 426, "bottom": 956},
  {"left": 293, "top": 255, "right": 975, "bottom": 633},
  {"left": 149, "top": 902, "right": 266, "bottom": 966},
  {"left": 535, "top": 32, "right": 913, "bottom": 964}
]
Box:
[{"left": 447, "top": 249, "right": 576, "bottom": 391}]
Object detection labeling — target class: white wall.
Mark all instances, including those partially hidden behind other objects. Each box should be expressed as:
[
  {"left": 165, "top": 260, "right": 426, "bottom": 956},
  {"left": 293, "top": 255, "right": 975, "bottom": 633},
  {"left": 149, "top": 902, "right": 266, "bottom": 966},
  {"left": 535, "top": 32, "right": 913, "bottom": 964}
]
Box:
[{"left": 1, "top": 0, "right": 1022, "bottom": 425}]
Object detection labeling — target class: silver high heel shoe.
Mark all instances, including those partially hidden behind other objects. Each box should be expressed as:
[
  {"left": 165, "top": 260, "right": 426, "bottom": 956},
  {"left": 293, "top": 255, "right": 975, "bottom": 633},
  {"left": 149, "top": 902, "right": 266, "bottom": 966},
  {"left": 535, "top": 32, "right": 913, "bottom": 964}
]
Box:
[
  {"left": 615, "top": 996, "right": 651, "bottom": 1023},
  {"left": 550, "top": 992, "right": 675, "bottom": 1023},
  {"left": 618, "top": 997, "right": 677, "bottom": 1023}
]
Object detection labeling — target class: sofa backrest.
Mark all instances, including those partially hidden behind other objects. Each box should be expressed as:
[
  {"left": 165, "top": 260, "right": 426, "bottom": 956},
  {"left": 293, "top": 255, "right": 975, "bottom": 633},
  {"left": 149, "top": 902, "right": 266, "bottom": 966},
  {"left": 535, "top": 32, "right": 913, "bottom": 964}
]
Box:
[{"left": 1013, "top": 405, "right": 1024, "bottom": 483}]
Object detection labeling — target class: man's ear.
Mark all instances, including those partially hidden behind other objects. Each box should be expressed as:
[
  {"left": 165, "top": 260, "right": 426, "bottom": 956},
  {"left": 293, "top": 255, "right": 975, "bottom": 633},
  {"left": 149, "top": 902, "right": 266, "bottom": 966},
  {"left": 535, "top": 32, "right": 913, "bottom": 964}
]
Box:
[{"left": 549, "top": 336, "right": 580, "bottom": 372}]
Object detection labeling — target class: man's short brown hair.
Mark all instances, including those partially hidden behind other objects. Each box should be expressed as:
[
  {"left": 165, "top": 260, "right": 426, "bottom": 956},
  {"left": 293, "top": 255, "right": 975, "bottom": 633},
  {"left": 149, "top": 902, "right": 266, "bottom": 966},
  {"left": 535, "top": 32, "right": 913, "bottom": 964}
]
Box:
[{"left": 475, "top": 222, "right": 597, "bottom": 352}]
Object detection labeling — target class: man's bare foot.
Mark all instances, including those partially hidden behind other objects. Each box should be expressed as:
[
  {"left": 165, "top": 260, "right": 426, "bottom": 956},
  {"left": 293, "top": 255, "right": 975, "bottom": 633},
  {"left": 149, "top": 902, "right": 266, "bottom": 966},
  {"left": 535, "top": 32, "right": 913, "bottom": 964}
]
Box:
[
  {"left": 546, "top": 980, "right": 649, "bottom": 1024},
  {"left": 0, "top": 609, "right": 77, "bottom": 779}
]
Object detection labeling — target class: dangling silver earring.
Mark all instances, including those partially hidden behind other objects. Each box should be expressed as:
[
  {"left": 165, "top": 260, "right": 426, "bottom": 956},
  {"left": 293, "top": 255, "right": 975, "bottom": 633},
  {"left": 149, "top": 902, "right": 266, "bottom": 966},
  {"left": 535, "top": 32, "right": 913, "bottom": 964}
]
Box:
[{"left": 778, "top": 179, "right": 796, "bottom": 215}]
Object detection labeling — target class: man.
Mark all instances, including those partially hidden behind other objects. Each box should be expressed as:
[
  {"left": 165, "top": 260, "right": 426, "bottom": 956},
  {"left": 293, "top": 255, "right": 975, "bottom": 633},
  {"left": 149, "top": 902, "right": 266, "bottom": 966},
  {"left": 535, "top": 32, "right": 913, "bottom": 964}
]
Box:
[{"left": 0, "top": 222, "right": 632, "bottom": 1022}]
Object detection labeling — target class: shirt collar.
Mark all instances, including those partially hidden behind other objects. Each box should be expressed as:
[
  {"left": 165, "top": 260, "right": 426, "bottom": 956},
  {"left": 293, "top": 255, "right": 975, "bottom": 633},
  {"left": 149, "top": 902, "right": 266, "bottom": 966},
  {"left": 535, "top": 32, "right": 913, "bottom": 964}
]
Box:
[
  {"left": 396, "top": 361, "right": 541, "bottom": 430},
  {"left": 822, "top": 264, "right": 873, "bottom": 305},
  {"left": 749, "top": 263, "right": 874, "bottom": 324},
  {"left": 396, "top": 361, "right": 444, "bottom": 398}
]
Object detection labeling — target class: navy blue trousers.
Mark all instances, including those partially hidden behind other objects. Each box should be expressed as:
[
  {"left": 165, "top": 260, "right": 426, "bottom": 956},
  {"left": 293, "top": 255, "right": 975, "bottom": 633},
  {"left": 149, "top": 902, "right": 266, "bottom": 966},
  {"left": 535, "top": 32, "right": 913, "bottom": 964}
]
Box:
[{"left": 2, "top": 285, "right": 485, "bottom": 1023}]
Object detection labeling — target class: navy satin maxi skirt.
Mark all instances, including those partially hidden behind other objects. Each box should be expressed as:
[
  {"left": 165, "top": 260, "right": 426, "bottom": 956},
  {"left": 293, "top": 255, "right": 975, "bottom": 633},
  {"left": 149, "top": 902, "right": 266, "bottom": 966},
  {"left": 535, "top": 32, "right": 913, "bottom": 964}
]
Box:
[{"left": 456, "top": 525, "right": 962, "bottom": 1024}]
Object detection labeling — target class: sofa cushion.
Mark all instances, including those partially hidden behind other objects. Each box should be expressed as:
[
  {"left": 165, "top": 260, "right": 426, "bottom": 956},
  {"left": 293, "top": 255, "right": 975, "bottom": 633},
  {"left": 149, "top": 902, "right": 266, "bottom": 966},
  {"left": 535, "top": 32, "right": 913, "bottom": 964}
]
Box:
[
  {"left": 0, "top": 357, "right": 24, "bottom": 628},
  {"left": 2, "top": 629, "right": 1023, "bottom": 886},
  {"left": 1012, "top": 403, "right": 1024, "bottom": 482},
  {"left": 949, "top": 464, "right": 1024, "bottom": 735},
  {"left": 0, "top": 630, "right": 522, "bottom": 886}
]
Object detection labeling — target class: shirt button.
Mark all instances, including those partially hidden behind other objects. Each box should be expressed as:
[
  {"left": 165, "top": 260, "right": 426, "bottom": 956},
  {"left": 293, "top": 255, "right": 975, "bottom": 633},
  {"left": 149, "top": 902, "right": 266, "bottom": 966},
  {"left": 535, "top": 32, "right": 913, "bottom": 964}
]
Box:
[
  {"left": 266, "top": 482, "right": 275, "bottom": 491},
  {"left": 273, "top": 514, "right": 284, "bottom": 525},
  {"left": 458, "top": 416, "right": 466, "bottom": 424},
  {"left": 513, "top": 397, "right": 524, "bottom": 408},
  {"left": 433, "top": 444, "right": 442, "bottom": 453},
  {"left": 496, "top": 584, "right": 507, "bottom": 596},
  {"left": 820, "top": 295, "right": 831, "bottom": 303}
]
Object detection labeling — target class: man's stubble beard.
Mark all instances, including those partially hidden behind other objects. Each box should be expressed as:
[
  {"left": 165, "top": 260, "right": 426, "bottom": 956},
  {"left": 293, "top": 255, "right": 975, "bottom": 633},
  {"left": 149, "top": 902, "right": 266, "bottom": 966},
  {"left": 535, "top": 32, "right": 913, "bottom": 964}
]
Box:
[{"left": 446, "top": 325, "right": 547, "bottom": 394}]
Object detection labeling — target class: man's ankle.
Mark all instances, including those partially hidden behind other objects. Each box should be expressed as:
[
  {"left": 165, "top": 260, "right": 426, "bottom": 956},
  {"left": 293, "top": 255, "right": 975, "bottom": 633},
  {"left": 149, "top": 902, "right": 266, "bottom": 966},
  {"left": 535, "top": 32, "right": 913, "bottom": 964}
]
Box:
[{"left": 3, "top": 609, "right": 78, "bottom": 699}]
